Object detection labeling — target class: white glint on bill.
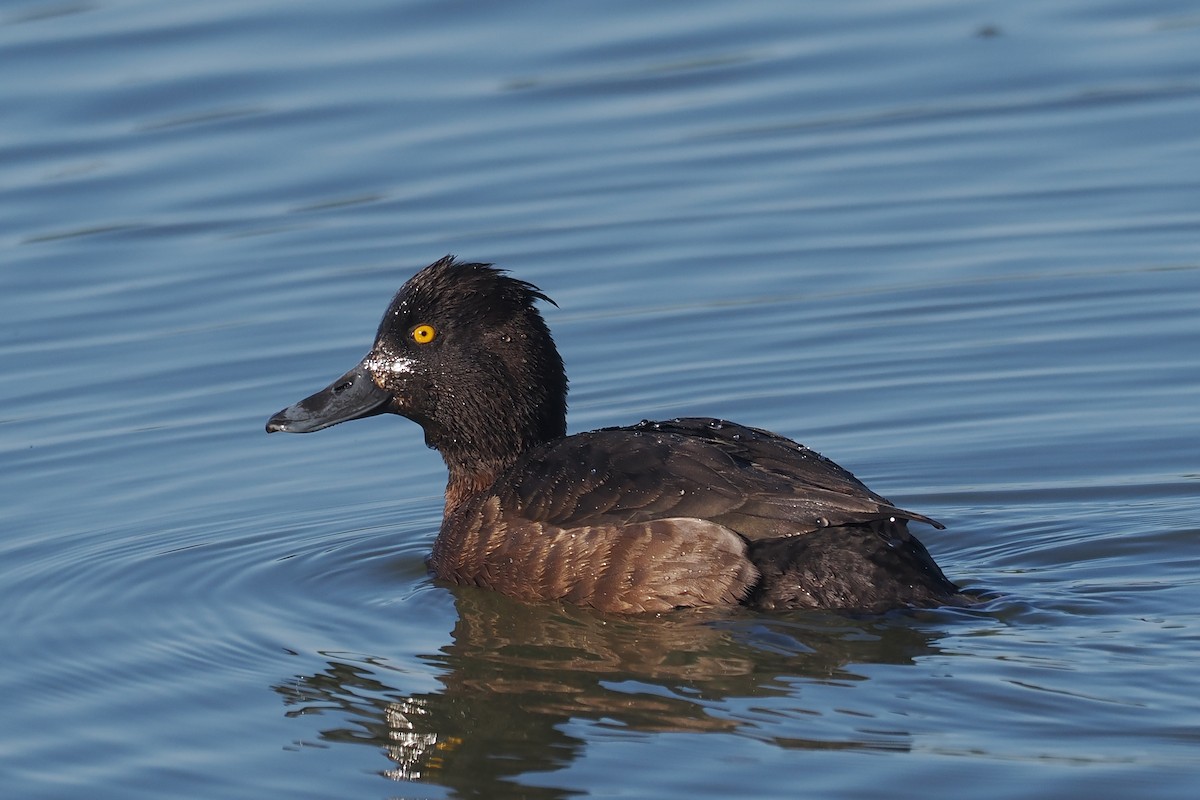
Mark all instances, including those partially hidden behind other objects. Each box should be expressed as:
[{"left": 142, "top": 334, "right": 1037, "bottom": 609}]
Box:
[{"left": 365, "top": 357, "right": 415, "bottom": 375}]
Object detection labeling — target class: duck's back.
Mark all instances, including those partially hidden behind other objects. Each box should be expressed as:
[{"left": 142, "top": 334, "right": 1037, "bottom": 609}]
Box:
[{"left": 430, "top": 418, "right": 959, "bottom": 613}]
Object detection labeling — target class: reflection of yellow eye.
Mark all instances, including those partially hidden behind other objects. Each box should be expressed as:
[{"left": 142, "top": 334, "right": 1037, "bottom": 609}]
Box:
[{"left": 411, "top": 324, "right": 436, "bottom": 344}]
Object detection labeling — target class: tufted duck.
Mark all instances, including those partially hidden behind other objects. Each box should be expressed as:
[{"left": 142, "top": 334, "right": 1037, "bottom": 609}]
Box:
[{"left": 267, "top": 256, "right": 963, "bottom": 613}]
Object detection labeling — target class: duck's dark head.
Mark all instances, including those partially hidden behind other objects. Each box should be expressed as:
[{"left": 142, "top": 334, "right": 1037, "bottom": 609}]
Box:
[{"left": 267, "top": 256, "right": 567, "bottom": 500}]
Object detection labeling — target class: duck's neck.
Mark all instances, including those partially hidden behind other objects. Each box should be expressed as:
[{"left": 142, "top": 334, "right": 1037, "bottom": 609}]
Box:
[
  {"left": 442, "top": 461, "right": 504, "bottom": 519},
  {"left": 435, "top": 423, "right": 561, "bottom": 519}
]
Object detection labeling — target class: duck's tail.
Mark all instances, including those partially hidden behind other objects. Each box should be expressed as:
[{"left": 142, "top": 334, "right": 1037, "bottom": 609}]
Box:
[{"left": 743, "top": 518, "right": 963, "bottom": 612}]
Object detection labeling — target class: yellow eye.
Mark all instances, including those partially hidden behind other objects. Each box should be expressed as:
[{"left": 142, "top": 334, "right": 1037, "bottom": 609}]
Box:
[{"left": 411, "top": 324, "right": 436, "bottom": 344}]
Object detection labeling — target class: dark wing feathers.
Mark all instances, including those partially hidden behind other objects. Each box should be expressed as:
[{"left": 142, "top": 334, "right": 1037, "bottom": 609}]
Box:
[{"left": 496, "top": 418, "right": 942, "bottom": 536}]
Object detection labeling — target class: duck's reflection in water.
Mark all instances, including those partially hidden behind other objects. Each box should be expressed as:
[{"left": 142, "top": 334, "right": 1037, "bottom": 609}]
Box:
[{"left": 275, "top": 587, "right": 954, "bottom": 796}]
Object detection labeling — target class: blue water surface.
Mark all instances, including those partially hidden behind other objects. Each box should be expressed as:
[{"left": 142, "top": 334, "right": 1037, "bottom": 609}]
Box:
[{"left": 2, "top": 1, "right": 1199, "bottom": 798}]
